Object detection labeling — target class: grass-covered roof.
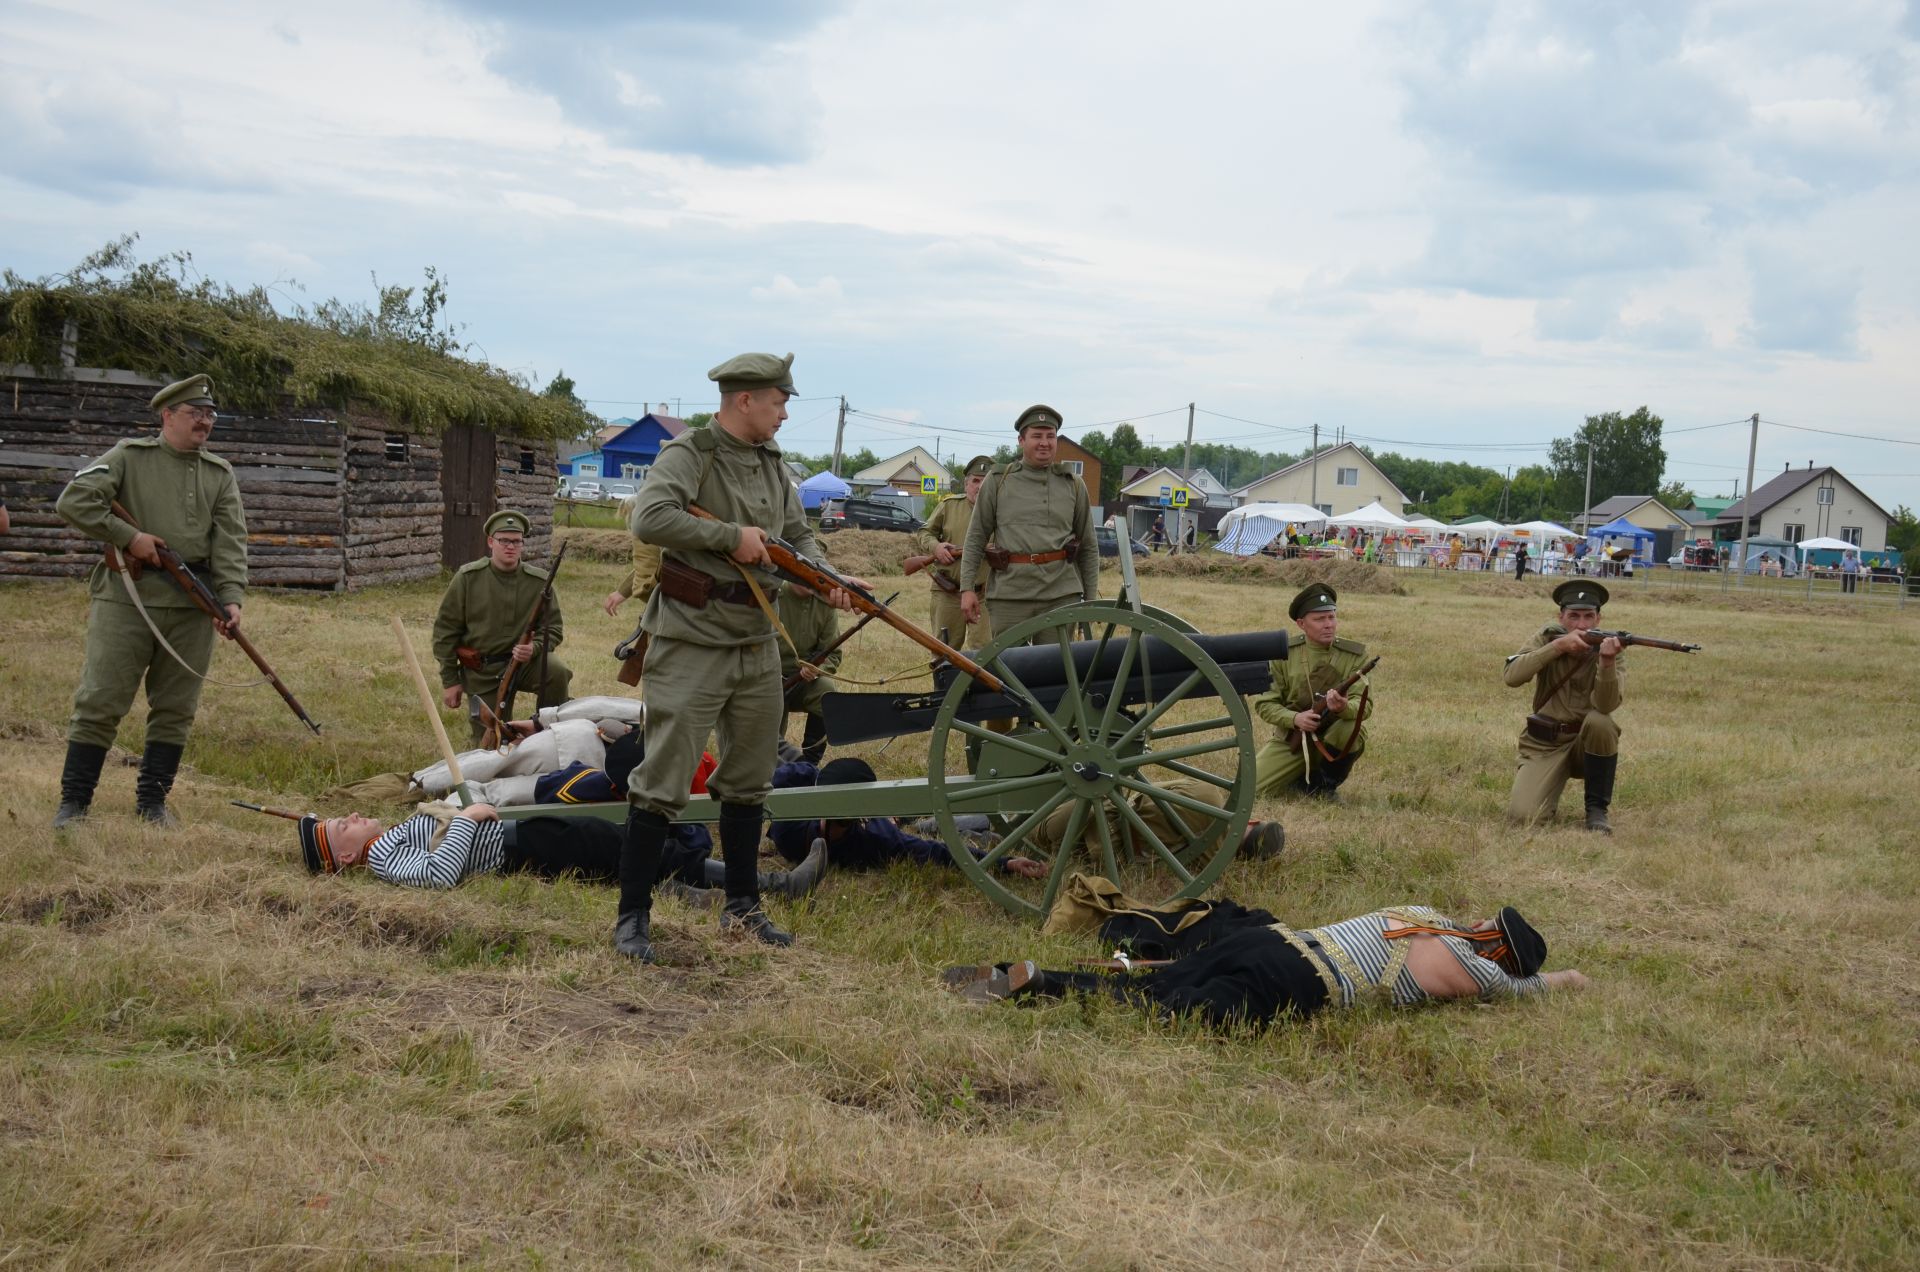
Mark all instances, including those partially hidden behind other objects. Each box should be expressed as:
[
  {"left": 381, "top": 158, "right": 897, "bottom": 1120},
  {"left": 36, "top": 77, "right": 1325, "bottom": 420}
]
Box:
[{"left": 0, "top": 237, "right": 596, "bottom": 441}]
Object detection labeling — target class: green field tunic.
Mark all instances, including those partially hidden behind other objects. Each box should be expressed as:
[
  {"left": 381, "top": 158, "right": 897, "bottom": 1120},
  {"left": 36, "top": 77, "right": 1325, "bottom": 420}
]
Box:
[
  {"left": 958, "top": 460, "right": 1098, "bottom": 606},
  {"left": 776, "top": 587, "right": 843, "bottom": 714},
  {"left": 56, "top": 435, "right": 249, "bottom": 748},
  {"left": 1250, "top": 633, "right": 1372, "bottom": 797}
]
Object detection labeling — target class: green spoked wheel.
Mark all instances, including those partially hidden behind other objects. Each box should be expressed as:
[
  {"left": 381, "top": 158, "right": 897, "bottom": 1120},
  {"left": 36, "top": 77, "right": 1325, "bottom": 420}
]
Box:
[{"left": 925, "top": 601, "right": 1257, "bottom": 921}]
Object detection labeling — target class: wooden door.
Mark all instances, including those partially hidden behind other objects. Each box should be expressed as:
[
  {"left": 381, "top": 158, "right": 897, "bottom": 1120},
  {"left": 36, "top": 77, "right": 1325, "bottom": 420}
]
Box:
[{"left": 441, "top": 424, "right": 497, "bottom": 569}]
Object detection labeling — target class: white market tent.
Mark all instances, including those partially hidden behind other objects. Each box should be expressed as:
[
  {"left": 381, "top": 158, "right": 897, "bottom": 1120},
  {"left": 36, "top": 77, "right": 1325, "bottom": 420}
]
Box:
[
  {"left": 1213, "top": 502, "right": 1328, "bottom": 556},
  {"left": 1327, "top": 500, "right": 1409, "bottom": 530},
  {"left": 1507, "top": 519, "right": 1577, "bottom": 539},
  {"left": 1448, "top": 517, "right": 1507, "bottom": 536},
  {"left": 1795, "top": 536, "right": 1856, "bottom": 553},
  {"left": 1402, "top": 515, "right": 1449, "bottom": 532}
]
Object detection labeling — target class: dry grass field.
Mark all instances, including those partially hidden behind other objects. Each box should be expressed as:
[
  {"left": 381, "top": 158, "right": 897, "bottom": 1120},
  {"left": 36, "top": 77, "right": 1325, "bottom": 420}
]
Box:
[{"left": 1, "top": 551, "right": 1915, "bottom": 1269}]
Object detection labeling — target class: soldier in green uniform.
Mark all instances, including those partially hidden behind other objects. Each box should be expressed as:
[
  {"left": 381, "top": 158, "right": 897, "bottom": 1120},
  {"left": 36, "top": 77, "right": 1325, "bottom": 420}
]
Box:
[
  {"left": 1250, "top": 585, "right": 1373, "bottom": 802},
  {"left": 911, "top": 454, "right": 993, "bottom": 648},
  {"left": 52, "top": 374, "right": 249, "bottom": 829},
  {"left": 1504, "top": 580, "right": 1623, "bottom": 833},
  {"left": 958, "top": 405, "right": 1099, "bottom": 643},
  {"left": 432, "top": 510, "right": 573, "bottom": 745},
  {"left": 614, "top": 351, "right": 867, "bottom": 964},
  {"left": 776, "top": 581, "right": 842, "bottom": 764}
]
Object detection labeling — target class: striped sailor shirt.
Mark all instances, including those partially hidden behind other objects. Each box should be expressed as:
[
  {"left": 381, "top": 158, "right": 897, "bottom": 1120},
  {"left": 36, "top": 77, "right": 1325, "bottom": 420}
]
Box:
[
  {"left": 1301, "top": 905, "right": 1547, "bottom": 1008},
  {"left": 365, "top": 812, "right": 507, "bottom": 890}
]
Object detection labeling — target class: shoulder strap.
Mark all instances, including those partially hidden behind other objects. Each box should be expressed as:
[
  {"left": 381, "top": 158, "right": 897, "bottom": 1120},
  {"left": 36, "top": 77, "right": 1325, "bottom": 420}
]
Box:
[{"left": 1532, "top": 646, "right": 1595, "bottom": 713}]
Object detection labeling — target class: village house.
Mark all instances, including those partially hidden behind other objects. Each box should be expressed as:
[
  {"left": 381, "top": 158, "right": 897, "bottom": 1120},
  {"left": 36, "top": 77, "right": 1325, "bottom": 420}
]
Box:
[{"left": 1231, "top": 442, "right": 1408, "bottom": 519}]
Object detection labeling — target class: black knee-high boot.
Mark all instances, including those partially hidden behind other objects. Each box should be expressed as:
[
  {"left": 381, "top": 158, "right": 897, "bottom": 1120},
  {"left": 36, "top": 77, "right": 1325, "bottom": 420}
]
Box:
[
  {"left": 1582, "top": 754, "right": 1617, "bottom": 834},
  {"left": 53, "top": 741, "right": 110, "bottom": 829},
  {"left": 135, "top": 742, "right": 185, "bottom": 828},
  {"left": 615, "top": 806, "right": 669, "bottom": 961},
  {"left": 718, "top": 802, "right": 791, "bottom": 946},
  {"left": 799, "top": 712, "right": 828, "bottom": 765}
]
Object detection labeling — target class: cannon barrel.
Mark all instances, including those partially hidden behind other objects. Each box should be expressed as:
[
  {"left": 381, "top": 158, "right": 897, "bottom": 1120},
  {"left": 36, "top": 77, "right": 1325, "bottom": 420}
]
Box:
[{"left": 824, "top": 628, "right": 1287, "bottom": 744}]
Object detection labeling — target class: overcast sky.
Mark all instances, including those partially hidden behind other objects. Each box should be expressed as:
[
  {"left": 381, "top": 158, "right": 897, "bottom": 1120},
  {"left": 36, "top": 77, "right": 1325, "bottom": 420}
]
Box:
[{"left": 5, "top": 0, "right": 1919, "bottom": 512}]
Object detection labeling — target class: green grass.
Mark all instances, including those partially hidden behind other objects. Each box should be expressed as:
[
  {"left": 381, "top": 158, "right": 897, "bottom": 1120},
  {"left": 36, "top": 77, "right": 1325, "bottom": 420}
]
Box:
[{"left": 1, "top": 562, "right": 1916, "bottom": 1267}]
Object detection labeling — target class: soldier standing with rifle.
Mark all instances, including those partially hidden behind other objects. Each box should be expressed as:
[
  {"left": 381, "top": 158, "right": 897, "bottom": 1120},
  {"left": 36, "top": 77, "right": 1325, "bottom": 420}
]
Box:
[
  {"left": 614, "top": 352, "right": 867, "bottom": 964},
  {"left": 958, "top": 406, "right": 1098, "bottom": 643},
  {"left": 52, "top": 374, "right": 248, "bottom": 829},
  {"left": 1250, "top": 585, "right": 1374, "bottom": 802},
  {"left": 909, "top": 453, "right": 993, "bottom": 647},
  {"left": 432, "top": 510, "right": 572, "bottom": 745}
]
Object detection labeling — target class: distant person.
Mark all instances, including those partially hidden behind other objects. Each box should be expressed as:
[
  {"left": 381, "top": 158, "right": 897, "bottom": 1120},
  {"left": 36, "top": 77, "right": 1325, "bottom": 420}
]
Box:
[
  {"left": 1447, "top": 536, "right": 1463, "bottom": 569},
  {"left": 1149, "top": 513, "right": 1168, "bottom": 552},
  {"left": 1840, "top": 549, "right": 1861, "bottom": 594},
  {"left": 910, "top": 454, "right": 993, "bottom": 648},
  {"left": 1514, "top": 541, "right": 1530, "bottom": 582},
  {"left": 432, "top": 510, "right": 572, "bottom": 746},
  {"left": 1503, "top": 581, "right": 1622, "bottom": 833},
  {"left": 958, "top": 405, "right": 1098, "bottom": 642}
]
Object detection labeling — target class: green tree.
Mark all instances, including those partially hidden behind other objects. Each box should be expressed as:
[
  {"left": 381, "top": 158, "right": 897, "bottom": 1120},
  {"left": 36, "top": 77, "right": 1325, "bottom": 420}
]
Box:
[
  {"left": 1657, "top": 480, "right": 1696, "bottom": 510},
  {"left": 1887, "top": 505, "right": 1920, "bottom": 555},
  {"left": 1548, "top": 408, "right": 1667, "bottom": 513}
]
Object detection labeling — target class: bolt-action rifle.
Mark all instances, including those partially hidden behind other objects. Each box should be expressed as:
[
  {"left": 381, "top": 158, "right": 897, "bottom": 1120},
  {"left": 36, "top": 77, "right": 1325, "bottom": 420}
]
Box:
[
  {"left": 1282, "top": 655, "right": 1380, "bottom": 750},
  {"left": 105, "top": 500, "right": 321, "bottom": 734},
  {"left": 230, "top": 800, "right": 306, "bottom": 820},
  {"left": 1576, "top": 630, "right": 1702, "bottom": 653},
  {"left": 781, "top": 590, "right": 900, "bottom": 694},
  {"left": 902, "top": 551, "right": 961, "bottom": 593},
  {"left": 687, "top": 506, "right": 1011, "bottom": 697},
  {"left": 486, "top": 538, "right": 569, "bottom": 748}
]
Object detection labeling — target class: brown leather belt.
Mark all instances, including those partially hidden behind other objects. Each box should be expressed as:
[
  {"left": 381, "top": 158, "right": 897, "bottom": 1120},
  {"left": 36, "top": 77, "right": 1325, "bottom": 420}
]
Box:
[
  {"left": 989, "top": 546, "right": 1072, "bottom": 567},
  {"left": 709, "top": 580, "right": 763, "bottom": 607}
]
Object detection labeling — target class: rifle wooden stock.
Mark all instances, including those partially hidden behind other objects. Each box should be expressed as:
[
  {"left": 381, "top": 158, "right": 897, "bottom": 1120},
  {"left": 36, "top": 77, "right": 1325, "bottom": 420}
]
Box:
[
  {"left": 1582, "top": 630, "right": 1701, "bottom": 653},
  {"left": 902, "top": 553, "right": 962, "bottom": 594},
  {"left": 685, "top": 506, "right": 1009, "bottom": 695},
  {"left": 781, "top": 590, "right": 900, "bottom": 693},
  {"left": 488, "top": 538, "right": 570, "bottom": 747},
  {"left": 107, "top": 500, "right": 321, "bottom": 734}
]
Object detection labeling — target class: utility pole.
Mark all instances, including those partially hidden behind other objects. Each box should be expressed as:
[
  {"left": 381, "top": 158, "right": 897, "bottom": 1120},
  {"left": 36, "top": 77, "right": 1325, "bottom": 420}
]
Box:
[
  {"left": 830, "top": 396, "right": 848, "bottom": 477},
  {"left": 1176, "top": 401, "right": 1196, "bottom": 554},
  {"left": 1582, "top": 438, "right": 1594, "bottom": 536},
  {"left": 1734, "top": 412, "right": 1758, "bottom": 589},
  {"left": 1309, "top": 422, "right": 1320, "bottom": 510}
]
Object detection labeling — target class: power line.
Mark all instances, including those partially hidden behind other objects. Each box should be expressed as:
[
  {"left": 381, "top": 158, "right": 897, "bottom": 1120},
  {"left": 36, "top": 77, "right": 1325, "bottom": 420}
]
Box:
[{"left": 1760, "top": 418, "right": 1920, "bottom": 446}]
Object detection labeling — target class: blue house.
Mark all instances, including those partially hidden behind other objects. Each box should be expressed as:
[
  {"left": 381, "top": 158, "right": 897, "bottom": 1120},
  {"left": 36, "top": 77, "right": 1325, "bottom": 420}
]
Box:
[
  {"left": 557, "top": 421, "right": 629, "bottom": 478},
  {"left": 599, "top": 412, "right": 688, "bottom": 482}
]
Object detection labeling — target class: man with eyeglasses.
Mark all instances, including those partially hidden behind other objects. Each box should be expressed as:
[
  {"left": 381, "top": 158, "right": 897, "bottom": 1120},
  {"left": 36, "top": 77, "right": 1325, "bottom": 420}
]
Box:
[{"left": 52, "top": 374, "right": 249, "bottom": 829}]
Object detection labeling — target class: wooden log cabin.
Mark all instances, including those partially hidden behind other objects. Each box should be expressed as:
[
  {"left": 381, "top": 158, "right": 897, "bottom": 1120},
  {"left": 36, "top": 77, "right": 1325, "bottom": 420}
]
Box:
[{"left": 1, "top": 368, "right": 558, "bottom": 589}]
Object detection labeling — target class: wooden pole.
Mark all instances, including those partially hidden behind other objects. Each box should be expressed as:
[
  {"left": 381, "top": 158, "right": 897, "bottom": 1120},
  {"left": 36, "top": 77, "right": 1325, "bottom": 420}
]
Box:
[{"left": 390, "top": 615, "right": 470, "bottom": 802}]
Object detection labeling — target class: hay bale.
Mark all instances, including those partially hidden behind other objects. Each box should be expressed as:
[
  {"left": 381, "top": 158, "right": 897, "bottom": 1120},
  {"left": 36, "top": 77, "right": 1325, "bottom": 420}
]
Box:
[{"left": 1133, "top": 553, "right": 1406, "bottom": 595}]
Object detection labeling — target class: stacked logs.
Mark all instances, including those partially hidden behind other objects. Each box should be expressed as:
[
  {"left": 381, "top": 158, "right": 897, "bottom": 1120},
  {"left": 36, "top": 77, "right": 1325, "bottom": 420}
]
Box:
[{"left": 1, "top": 372, "right": 551, "bottom": 591}]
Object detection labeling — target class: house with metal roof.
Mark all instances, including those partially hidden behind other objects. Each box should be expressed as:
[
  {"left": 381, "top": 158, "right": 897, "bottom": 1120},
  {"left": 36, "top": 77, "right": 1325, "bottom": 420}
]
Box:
[
  {"left": 1231, "top": 443, "right": 1408, "bottom": 518},
  {"left": 1718, "top": 464, "right": 1892, "bottom": 551}
]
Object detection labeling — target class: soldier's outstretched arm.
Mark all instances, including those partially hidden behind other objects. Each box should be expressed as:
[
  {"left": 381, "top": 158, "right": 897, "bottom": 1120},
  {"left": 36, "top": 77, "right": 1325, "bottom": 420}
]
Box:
[
  {"left": 209, "top": 470, "right": 249, "bottom": 607},
  {"left": 957, "top": 475, "right": 996, "bottom": 591}
]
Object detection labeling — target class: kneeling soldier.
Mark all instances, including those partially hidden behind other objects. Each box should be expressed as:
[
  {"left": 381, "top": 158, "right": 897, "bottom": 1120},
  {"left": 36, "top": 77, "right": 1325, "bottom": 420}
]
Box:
[
  {"left": 776, "top": 580, "right": 841, "bottom": 764},
  {"left": 432, "top": 509, "right": 573, "bottom": 745},
  {"left": 1504, "top": 580, "right": 1622, "bottom": 832},
  {"left": 53, "top": 374, "right": 248, "bottom": 829},
  {"left": 1251, "top": 585, "right": 1373, "bottom": 802}
]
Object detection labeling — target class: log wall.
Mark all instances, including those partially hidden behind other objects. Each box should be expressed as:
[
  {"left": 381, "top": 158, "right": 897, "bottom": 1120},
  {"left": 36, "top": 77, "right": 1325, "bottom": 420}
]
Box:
[{"left": 0, "top": 371, "right": 556, "bottom": 592}]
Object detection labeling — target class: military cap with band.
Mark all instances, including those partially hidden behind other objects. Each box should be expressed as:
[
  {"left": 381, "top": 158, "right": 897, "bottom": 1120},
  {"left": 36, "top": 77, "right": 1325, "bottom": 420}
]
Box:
[
  {"left": 1014, "top": 404, "right": 1063, "bottom": 434},
  {"left": 708, "top": 351, "right": 797, "bottom": 395},
  {"left": 150, "top": 374, "right": 216, "bottom": 412},
  {"left": 1492, "top": 906, "right": 1547, "bottom": 978},
  {"left": 1288, "top": 583, "right": 1338, "bottom": 622},
  {"left": 299, "top": 815, "right": 339, "bottom": 875},
  {"left": 963, "top": 454, "right": 994, "bottom": 479},
  {"left": 484, "top": 509, "right": 531, "bottom": 537},
  {"left": 1552, "top": 580, "right": 1609, "bottom": 611}
]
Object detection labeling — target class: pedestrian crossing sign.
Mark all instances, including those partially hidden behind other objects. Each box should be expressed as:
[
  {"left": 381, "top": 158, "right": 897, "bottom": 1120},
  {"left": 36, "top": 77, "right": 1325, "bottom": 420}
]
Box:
[
  {"left": 921, "top": 476, "right": 939, "bottom": 494},
  {"left": 1171, "top": 487, "right": 1190, "bottom": 508}
]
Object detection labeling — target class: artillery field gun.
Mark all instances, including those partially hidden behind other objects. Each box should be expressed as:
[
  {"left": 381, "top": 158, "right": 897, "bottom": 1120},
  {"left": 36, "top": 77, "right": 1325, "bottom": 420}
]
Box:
[{"left": 499, "top": 540, "right": 1284, "bottom": 921}]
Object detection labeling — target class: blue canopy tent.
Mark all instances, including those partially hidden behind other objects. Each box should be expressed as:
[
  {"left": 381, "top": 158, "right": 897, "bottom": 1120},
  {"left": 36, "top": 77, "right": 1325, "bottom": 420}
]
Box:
[
  {"left": 797, "top": 470, "right": 851, "bottom": 511},
  {"left": 1587, "top": 516, "right": 1656, "bottom": 563}
]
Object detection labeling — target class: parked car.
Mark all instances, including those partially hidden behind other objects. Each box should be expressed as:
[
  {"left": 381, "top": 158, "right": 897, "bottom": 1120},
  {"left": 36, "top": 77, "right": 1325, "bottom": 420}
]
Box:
[
  {"left": 818, "top": 503, "right": 848, "bottom": 531},
  {"left": 1095, "top": 526, "right": 1150, "bottom": 558},
  {"left": 604, "top": 483, "right": 637, "bottom": 503},
  {"left": 1666, "top": 544, "right": 1720, "bottom": 571},
  {"left": 569, "top": 481, "right": 602, "bottom": 501},
  {"left": 833, "top": 497, "right": 924, "bottom": 532}
]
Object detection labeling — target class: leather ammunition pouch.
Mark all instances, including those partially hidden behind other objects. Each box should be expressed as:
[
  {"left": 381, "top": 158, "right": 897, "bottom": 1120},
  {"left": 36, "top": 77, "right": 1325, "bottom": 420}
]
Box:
[
  {"left": 454, "top": 645, "right": 508, "bottom": 673},
  {"left": 615, "top": 631, "right": 649, "bottom": 686},
  {"left": 930, "top": 572, "right": 961, "bottom": 595},
  {"left": 1525, "top": 712, "right": 1580, "bottom": 744},
  {"left": 658, "top": 558, "right": 715, "bottom": 608}
]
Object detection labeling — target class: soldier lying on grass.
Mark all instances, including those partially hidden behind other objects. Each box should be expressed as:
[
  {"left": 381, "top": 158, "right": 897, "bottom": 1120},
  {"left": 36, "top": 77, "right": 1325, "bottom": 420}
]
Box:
[{"left": 946, "top": 889, "right": 1586, "bottom": 1029}]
